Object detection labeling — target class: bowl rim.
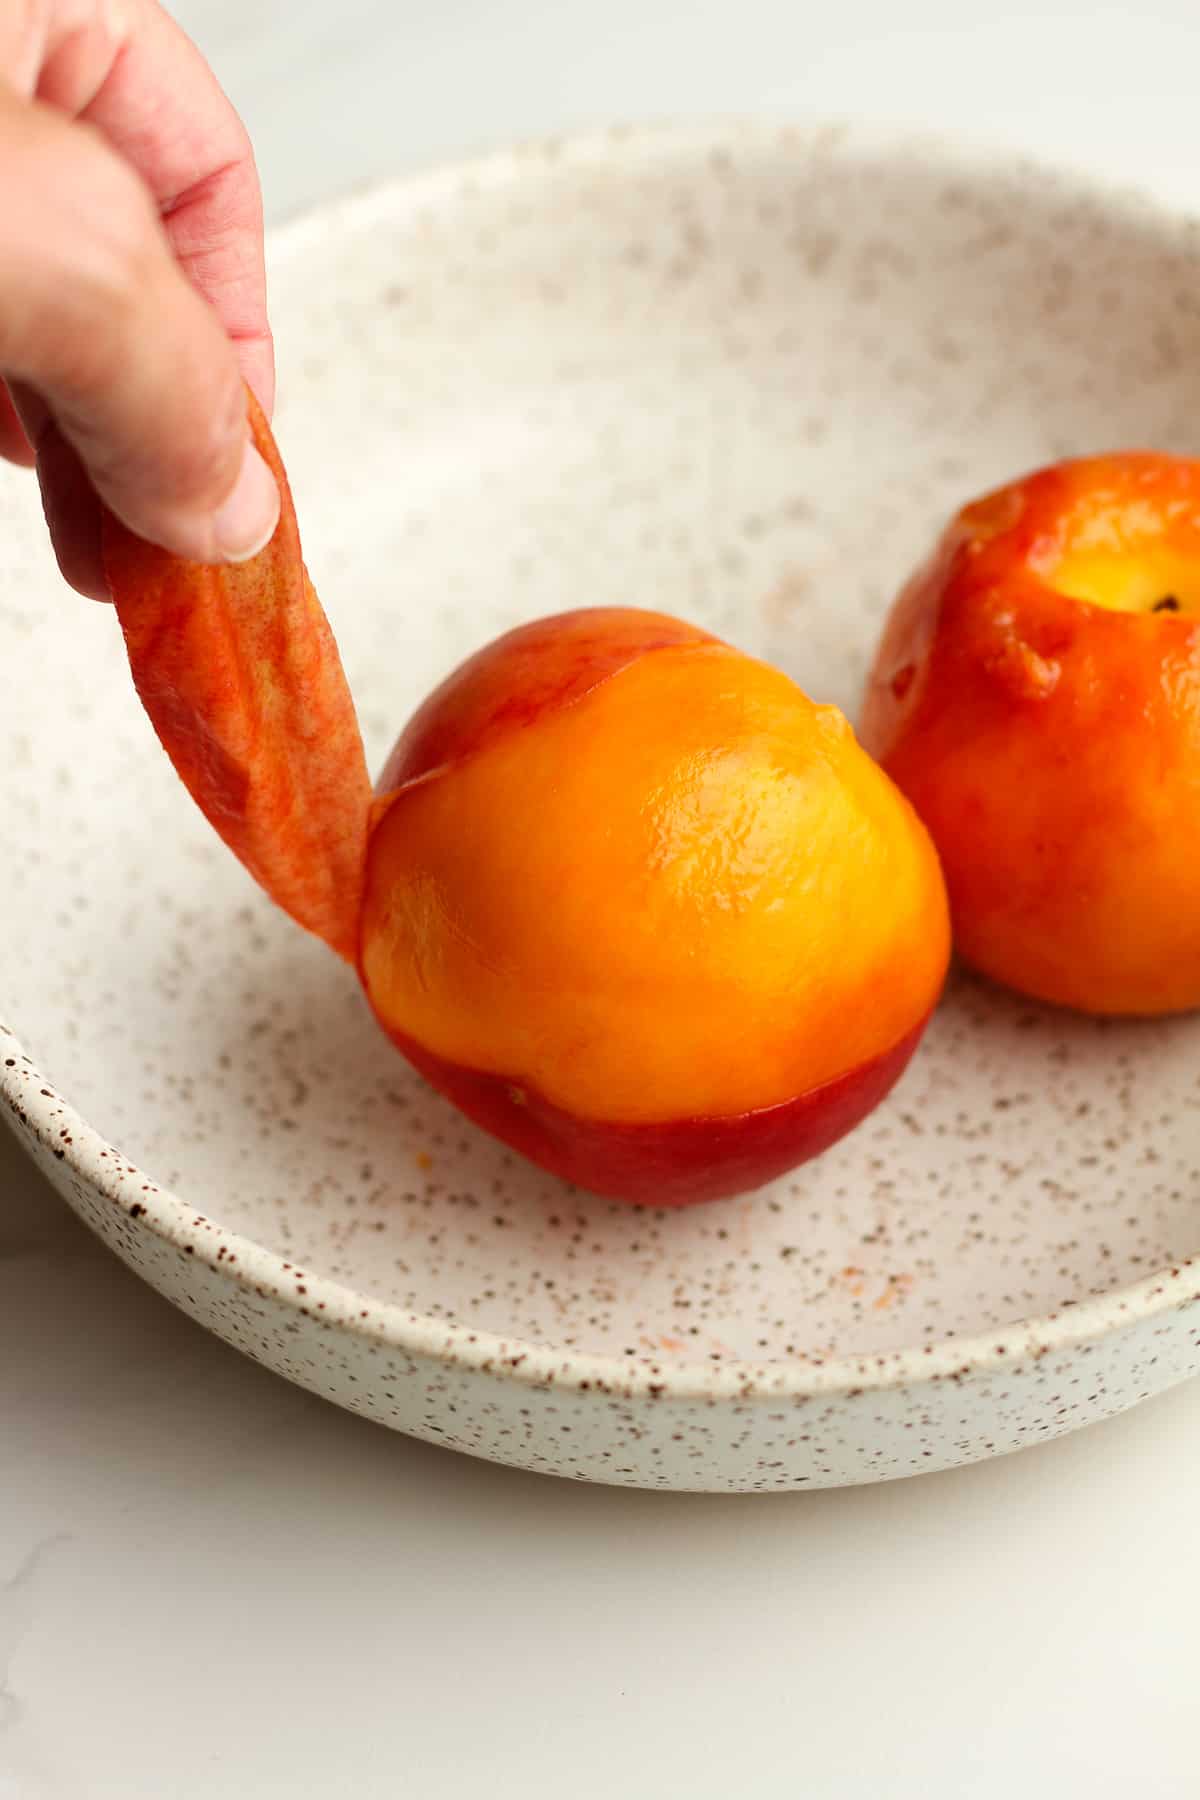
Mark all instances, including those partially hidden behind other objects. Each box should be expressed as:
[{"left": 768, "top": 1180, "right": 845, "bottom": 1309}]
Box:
[{"left": 5, "top": 116, "right": 1200, "bottom": 1405}]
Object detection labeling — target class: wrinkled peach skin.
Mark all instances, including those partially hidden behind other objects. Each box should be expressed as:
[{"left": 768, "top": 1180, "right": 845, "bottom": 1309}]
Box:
[
  {"left": 103, "top": 391, "right": 370, "bottom": 962},
  {"left": 104, "top": 394, "right": 948, "bottom": 1205}
]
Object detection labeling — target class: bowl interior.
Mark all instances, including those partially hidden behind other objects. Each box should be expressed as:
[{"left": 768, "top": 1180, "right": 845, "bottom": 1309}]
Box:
[{"left": 4, "top": 125, "right": 1200, "bottom": 1371}]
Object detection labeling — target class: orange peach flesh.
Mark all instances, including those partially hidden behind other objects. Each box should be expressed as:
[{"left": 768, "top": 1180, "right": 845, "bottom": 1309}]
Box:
[
  {"left": 363, "top": 638, "right": 950, "bottom": 1126},
  {"left": 1036, "top": 474, "right": 1200, "bottom": 615}
]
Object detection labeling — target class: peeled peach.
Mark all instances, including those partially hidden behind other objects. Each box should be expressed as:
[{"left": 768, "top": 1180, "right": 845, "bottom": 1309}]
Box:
[
  {"left": 359, "top": 609, "right": 950, "bottom": 1203},
  {"left": 862, "top": 453, "right": 1200, "bottom": 1016},
  {"left": 104, "top": 396, "right": 949, "bottom": 1206}
]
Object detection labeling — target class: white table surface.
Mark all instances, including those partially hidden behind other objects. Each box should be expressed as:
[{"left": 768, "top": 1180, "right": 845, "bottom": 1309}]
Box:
[{"left": 4, "top": 3, "right": 1199, "bottom": 1794}]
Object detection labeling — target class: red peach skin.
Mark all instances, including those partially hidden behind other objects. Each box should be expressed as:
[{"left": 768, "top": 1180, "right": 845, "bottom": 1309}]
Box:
[
  {"left": 102, "top": 390, "right": 371, "bottom": 961},
  {"left": 390, "top": 1019, "right": 930, "bottom": 1207}
]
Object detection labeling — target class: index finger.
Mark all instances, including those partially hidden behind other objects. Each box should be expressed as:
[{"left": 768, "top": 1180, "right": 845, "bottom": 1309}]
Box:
[{"left": 39, "top": 0, "right": 274, "bottom": 416}]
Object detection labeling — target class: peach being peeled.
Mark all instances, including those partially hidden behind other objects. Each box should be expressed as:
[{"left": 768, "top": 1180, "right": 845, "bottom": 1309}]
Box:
[
  {"left": 862, "top": 453, "right": 1200, "bottom": 1015},
  {"left": 359, "top": 608, "right": 950, "bottom": 1203},
  {"left": 103, "top": 396, "right": 949, "bottom": 1206}
]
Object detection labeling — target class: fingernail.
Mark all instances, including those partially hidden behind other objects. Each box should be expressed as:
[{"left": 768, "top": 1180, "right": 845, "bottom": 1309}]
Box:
[{"left": 212, "top": 440, "right": 280, "bottom": 562}]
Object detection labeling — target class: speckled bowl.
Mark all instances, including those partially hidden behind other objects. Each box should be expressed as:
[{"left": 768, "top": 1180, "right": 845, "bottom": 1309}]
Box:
[{"left": 4, "top": 122, "right": 1200, "bottom": 1491}]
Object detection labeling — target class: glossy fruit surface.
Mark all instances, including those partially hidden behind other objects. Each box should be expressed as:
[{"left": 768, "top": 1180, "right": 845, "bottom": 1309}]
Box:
[
  {"left": 862, "top": 453, "right": 1200, "bottom": 1015},
  {"left": 362, "top": 608, "right": 950, "bottom": 1201}
]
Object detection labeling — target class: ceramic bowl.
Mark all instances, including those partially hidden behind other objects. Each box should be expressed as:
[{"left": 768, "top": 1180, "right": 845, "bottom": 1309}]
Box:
[{"left": 4, "top": 122, "right": 1200, "bottom": 1491}]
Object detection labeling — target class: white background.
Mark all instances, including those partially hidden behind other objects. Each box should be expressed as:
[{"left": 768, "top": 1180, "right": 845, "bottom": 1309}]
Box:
[{"left": 3, "top": 2, "right": 1199, "bottom": 1793}]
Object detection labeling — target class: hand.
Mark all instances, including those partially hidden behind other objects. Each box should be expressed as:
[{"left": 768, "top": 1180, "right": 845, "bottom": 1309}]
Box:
[{"left": 0, "top": 0, "right": 278, "bottom": 599}]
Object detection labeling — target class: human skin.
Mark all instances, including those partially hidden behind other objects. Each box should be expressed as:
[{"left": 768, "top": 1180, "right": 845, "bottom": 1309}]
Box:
[{"left": 0, "top": 0, "right": 279, "bottom": 597}]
